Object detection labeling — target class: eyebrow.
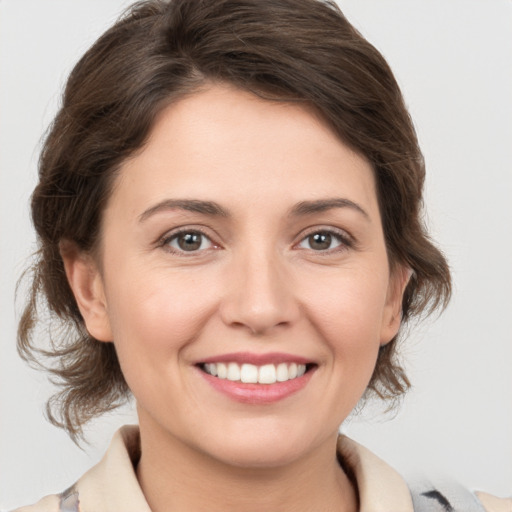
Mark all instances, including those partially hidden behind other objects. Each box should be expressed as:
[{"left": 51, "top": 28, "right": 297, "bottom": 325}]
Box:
[
  {"left": 138, "top": 199, "right": 230, "bottom": 222},
  {"left": 290, "top": 198, "right": 370, "bottom": 220},
  {"left": 138, "top": 197, "right": 370, "bottom": 222}
]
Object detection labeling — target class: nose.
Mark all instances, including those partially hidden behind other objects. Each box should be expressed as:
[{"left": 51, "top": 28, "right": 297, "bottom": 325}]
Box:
[{"left": 219, "top": 247, "right": 299, "bottom": 336}]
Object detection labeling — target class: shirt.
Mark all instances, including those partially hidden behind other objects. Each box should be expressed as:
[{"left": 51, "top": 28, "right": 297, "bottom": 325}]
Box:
[{"left": 13, "top": 425, "right": 511, "bottom": 512}]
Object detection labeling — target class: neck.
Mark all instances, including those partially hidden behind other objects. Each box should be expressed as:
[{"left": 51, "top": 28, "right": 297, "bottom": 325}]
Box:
[{"left": 136, "top": 418, "right": 358, "bottom": 512}]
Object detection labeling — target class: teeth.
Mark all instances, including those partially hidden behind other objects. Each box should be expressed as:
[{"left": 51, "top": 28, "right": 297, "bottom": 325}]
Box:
[
  {"left": 258, "top": 364, "right": 276, "bottom": 384},
  {"left": 240, "top": 364, "right": 258, "bottom": 383},
  {"left": 276, "top": 363, "right": 289, "bottom": 382},
  {"left": 227, "top": 362, "right": 240, "bottom": 381},
  {"left": 217, "top": 362, "right": 227, "bottom": 379},
  {"left": 202, "top": 362, "right": 308, "bottom": 384},
  {"left": 204, "top": 363, "right": 217, "bottom": 376}
]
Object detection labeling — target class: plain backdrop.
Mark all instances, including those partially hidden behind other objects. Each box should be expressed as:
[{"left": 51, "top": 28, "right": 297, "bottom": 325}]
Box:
[{"left": 1, "top": 0, "right": 511, "bottom": 508}]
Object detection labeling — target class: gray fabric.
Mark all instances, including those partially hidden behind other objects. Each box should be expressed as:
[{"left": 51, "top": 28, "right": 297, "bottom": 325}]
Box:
[
  {"left": 58, "top": 486, "right": 79, "bottom": 512},
  {"left": 409, "top": 479, "right": 486, "bottom": 512}
]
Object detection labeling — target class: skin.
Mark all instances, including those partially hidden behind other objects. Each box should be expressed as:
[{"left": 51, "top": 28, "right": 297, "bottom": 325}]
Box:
[{"left": 63, "top": 84, "right": 409, "bottom": 512}]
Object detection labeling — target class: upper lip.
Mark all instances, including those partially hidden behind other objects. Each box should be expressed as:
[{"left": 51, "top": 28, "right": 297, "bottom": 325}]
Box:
[{"left": 198, "top": 352, "right": 314, "bottom": 366}]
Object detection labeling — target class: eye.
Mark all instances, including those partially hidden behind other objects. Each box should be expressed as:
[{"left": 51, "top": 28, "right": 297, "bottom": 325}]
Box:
[
  {"left": 163, "top": 230, "right": 214, "bottom": 253},
  {"left": 297, "top": 230, "right": 349, "bottom": 252}
]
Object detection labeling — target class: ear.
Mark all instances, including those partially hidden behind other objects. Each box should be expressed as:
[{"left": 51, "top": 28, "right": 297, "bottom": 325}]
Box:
[
  {"left": 60, "top": 240, "right": 113, "bottom": 342},
  {"left": 380, "top": 265, "right": 412, "bottom": 346}
]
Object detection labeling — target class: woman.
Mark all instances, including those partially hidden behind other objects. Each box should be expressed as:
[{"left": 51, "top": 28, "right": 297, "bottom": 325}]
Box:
[{"left": 6, "top": 0, "right": 511, "bottom": 510}]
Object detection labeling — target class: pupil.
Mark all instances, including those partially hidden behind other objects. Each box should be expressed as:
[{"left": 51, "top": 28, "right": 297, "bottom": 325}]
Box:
[
  {"left": 178, "top": 233, "right": 201, "bottom": 251},
  {"left": 310, "top": 233, "right": 331, "bottom": 250}
]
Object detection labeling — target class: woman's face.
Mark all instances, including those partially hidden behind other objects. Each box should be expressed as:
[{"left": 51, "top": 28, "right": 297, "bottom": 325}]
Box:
[{"left": 72, "top": 85, "right": 406, "bottom": 468}]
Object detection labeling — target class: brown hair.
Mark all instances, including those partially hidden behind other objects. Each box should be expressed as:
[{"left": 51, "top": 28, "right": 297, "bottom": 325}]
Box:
[{"left": 18, "top": 0, "right": 451, "bottom": 440}]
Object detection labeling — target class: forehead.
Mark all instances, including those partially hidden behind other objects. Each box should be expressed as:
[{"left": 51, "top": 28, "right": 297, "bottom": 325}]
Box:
[{"left": 109, "top": 84, "right": 379, "bottom": 221}]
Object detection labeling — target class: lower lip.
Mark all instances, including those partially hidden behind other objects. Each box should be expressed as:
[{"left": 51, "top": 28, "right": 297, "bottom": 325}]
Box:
[{"left": 197, "top": 367, "right": 315, "bottom": 404}]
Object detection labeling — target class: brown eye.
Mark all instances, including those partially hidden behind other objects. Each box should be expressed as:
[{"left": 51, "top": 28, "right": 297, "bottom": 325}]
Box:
[
  {"left": 308, "top": 233, "right": 332, "bottom": 250},
  {"left": 178, "top": 232, "right": 202, "bottom": 251},
  {"left": 298, "top": 230, "right": 344, "bottom": 251},
  {"left": 166, "top": 231, "right": 212, "bottom": 252}
]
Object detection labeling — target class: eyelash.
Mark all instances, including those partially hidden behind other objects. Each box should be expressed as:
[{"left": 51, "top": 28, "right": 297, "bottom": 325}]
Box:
[
  {"left": 159, "top": 228, "right": 217, "bottom": 256},
  {"left": 157, "top": 227, "right": 354, "bottom": 256},
  {"left": 295, "top": 227, "right": 354, "bottom": 254}
]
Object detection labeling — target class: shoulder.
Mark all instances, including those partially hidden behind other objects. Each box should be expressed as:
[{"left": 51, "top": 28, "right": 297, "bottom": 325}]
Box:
[
  {"left": 337, "top": 435, "right": 512, "bottom": 512},
  {"left": 408, "top": 478, "right": 512, "bottom": 512},
  {"left": 9, "top": 426, "right": 150, "bottom": 512},
  {"left": 476, "top": 491, "right": 512, "bottom": 512},
  {"left": 9, "top": 486, "right": 79, "bottom": 512},
  {"left": 9, "top": 494, "right": 60, "bottom": 512}
]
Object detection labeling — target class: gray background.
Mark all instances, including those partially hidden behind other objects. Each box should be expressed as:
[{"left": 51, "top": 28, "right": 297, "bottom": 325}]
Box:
[{"left": 1, "top": 0, "right": 511, "bottom": 508}]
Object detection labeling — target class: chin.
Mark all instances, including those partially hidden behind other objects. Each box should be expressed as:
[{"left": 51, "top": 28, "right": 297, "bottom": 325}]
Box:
[
  {"left": 196, "top": 421, "right": 330, "bottom": 470},
  {"left": 209, "top": 441, "right": 305, "bottom": 469}
]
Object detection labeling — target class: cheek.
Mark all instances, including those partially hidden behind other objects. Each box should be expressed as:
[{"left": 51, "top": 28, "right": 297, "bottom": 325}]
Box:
[
  {"left": 103, "top": 272, "right": 221, "bottom": 416},
  {"left": 302, "top": 267, "right": 389, "bottom": 357},
  {"left": 104, "top": 267, "right": 219, "bottom": 368}
]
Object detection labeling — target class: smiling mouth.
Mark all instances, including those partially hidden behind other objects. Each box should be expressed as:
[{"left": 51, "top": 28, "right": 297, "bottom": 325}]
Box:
[{"left": 198, "top": 362, "right": 315, "bottom": 385}]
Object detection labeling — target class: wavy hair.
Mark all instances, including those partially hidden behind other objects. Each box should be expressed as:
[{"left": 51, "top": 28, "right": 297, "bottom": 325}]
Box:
[{"left": 18, "top": 0, "right": 451, "bottom": 441}]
